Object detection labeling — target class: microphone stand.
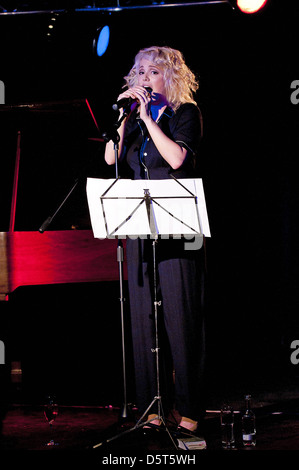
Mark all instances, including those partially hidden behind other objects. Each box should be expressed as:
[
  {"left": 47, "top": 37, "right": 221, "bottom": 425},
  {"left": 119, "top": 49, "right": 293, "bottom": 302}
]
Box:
[
  {"left": 93, "top": 103, "right": 179, "bottom": 450},
  {"left": 102, "top": 106, "right": 134, "bottom": 421}
]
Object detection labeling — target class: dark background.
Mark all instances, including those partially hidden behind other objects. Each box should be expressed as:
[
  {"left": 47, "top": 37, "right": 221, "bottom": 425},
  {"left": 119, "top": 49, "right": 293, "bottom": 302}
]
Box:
[{"left": 1, "top": 0, "right": 299, "bottom": 406}]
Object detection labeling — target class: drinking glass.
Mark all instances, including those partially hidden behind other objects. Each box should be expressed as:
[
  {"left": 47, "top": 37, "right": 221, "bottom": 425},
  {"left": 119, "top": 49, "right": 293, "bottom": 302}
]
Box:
[
  {"left": 220, "top": 404, "right": 235, "bottom": 449},
  {"left": 44, "top": 395, "right": 59, "bottom": 446}
]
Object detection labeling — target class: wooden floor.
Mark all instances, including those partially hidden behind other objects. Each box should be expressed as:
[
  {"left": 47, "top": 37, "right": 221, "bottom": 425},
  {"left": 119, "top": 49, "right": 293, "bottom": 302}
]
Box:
[
  {"left": 1, "top": 401, "right": 299, "bottom": 452},
  {"left": 1, "top": 386, "right": 299, "bottom": 467}
]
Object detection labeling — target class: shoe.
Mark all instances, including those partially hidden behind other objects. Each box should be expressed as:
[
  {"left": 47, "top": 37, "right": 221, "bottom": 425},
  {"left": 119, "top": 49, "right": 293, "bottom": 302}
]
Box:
[
  {"left": 142, "top": 414, "right": 161, "bottom": 437},
  {"left": 179, "top": 417, "right": 198, "bottom": 432}
]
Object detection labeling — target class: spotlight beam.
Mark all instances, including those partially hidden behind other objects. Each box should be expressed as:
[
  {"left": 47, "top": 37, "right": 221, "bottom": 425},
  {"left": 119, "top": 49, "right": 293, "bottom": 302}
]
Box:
[
  {"left": 236, "top": 0, "right": 268, "bottom": 14},
  {"left": 227, "top": 0, "right": 269, "bottom": 13}
]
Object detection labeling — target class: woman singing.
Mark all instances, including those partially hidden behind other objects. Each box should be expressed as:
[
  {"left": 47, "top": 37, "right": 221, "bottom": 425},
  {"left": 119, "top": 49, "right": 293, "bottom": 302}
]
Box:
[{"left": 105, "top": 46, "right": 206, "bottom": 435}]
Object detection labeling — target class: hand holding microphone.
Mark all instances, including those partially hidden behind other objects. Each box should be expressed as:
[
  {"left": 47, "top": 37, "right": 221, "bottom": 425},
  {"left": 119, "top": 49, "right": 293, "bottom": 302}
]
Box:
[
  {"left": 112, "top": 86, "right": 152, "bottom": 111},
  {"left": 103, "top": 86, "right": 153, "bottom": 144}
]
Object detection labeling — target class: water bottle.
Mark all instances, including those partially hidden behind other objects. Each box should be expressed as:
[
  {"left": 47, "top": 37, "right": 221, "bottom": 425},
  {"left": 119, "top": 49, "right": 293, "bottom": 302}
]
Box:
[{"left": 242, "top": 394, "right": 256, "bottom": 446}]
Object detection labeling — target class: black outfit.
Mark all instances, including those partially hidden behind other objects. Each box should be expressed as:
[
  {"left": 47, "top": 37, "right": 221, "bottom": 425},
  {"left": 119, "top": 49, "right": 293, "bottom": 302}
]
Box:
[{"left": 122, "top": 102, "right": 206, "bottom": 421}]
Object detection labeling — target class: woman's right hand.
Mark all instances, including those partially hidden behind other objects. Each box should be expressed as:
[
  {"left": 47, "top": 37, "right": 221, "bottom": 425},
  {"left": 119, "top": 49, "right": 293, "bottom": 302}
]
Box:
[{"left": 116, "top": 88, "right": 138, "bottom": 114}]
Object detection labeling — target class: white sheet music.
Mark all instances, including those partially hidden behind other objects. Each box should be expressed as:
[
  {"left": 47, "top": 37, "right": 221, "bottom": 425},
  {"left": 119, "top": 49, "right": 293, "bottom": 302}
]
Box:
[{"left": 86, "top": 178, "right": 211, "bottom": 239}]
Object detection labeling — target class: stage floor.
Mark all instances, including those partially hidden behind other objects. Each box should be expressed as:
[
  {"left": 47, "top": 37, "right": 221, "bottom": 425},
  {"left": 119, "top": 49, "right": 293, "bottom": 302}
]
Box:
[
  {"left": 1, "top": 388, "right": 299, "bottom": 458},
  {"left": 1, "top": 283, "right": 299, "bottom": 461}
]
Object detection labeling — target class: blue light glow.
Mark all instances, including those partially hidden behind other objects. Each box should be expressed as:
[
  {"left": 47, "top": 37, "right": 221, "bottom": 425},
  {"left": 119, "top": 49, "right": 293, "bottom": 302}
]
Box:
[{"left": 96, "top": 25, "right": 110, "bottom": 57}]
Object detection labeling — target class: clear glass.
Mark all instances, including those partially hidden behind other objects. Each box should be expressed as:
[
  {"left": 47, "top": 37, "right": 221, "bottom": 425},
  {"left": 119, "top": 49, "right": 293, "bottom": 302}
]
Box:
[
  {"left": 44, "top": 395, "right": 59, "bottom": 446},
  {"left": 220, "top": 404, "right": 235, "bottom": 449}
]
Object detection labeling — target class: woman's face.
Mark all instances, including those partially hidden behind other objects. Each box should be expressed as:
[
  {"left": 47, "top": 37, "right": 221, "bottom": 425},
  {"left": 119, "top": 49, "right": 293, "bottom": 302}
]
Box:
[{"left": 137, "top": 58, "right": 166, "bottom": 98}]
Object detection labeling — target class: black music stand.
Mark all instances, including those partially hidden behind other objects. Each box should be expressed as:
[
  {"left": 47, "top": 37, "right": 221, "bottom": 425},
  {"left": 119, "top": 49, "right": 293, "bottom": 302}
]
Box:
[{"left": 86, "top": 176, "right": 210, "bottom": 449}]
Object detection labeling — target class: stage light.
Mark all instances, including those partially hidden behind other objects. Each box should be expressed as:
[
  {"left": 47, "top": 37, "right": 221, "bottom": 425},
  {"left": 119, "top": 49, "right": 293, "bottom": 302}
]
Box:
[
  {"left": 236, "top": 0, "right": 268, "bottom": 14},
  {"left": 93, "top": 25, "right": 110, "bottom": 57}
]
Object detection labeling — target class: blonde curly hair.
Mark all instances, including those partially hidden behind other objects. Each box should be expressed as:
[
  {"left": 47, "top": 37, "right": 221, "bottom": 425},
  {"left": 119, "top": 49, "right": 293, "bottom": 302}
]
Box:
[{"left": 124, "top": 46, "right": 199, "bottom": 112}]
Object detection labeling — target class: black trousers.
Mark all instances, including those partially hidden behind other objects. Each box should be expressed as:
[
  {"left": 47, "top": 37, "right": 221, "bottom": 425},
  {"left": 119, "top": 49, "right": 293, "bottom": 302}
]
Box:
[{"left": 126, "top": 237, "right": 206, "bottom": 421}]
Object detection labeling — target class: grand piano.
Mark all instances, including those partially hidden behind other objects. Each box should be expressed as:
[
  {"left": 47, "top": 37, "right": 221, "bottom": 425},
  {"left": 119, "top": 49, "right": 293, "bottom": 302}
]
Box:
[{"left": 0, "top": 99, "right": 126, "bottom": 301}]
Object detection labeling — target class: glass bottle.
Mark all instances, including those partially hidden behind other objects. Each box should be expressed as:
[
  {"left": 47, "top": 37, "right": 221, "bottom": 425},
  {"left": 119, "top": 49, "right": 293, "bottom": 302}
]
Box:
[{"left": 242, "top": 394, "right": 256, "bottom": 447}]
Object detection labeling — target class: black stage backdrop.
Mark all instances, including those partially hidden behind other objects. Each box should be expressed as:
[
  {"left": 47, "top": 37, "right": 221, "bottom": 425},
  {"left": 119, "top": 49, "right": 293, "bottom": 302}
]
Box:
[{"left": 1, "top": 0, "right": 299, "bottom": 404}]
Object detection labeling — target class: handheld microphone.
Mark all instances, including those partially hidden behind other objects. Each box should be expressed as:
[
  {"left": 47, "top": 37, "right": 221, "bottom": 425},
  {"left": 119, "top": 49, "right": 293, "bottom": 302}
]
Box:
[{"left": 112, "top": 87, "right": 152, "bottom": 111}]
